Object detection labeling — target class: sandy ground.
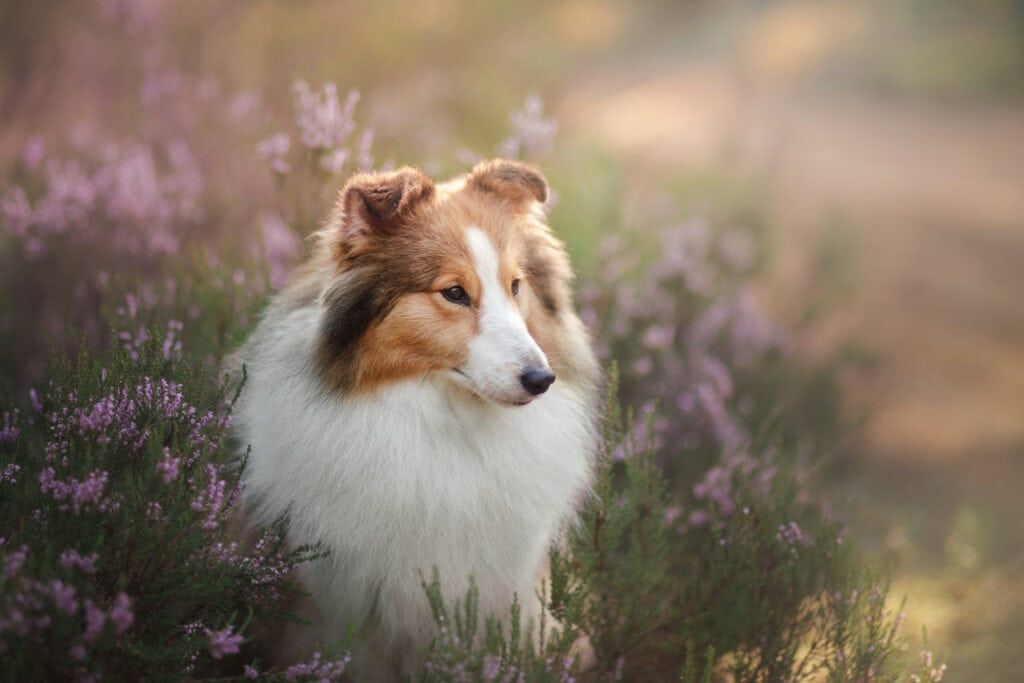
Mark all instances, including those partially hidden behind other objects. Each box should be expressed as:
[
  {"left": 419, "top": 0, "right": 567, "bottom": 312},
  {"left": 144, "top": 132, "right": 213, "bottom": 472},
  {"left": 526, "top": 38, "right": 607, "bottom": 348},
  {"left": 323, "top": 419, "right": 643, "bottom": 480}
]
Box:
[{"left": 558, "top": 56, "right": 1024, "bottom": 678}]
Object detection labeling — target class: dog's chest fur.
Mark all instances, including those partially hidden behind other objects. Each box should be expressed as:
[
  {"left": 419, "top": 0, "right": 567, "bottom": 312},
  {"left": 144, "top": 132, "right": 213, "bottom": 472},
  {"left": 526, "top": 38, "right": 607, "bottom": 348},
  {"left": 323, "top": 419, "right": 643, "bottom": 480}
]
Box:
[{"left": 235, "top": 306, "right": 595, "bottom": 676}]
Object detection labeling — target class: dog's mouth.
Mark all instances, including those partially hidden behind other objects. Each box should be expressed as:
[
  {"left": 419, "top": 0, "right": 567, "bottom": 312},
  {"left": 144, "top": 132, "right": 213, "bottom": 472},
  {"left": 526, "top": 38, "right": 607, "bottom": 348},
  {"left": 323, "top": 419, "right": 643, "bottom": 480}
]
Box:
[{"left": 450, "top": 368, "right": 533, "bottom": 407}]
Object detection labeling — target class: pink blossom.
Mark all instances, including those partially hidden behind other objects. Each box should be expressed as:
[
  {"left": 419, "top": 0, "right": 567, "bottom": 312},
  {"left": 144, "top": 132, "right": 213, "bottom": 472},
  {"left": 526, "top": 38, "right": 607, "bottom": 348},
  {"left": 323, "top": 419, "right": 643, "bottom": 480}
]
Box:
[
  {"left": 60, "top": 549, "right": 99, "bottom": 574},
  {"left": 291, "top": 81, "right": 359, "bottom": 151},
  {"left": 82, "top": 601, "right": 106, "bottom": 644},
  {"left": 48, "top": 580, "right": 79, "bottom": 615},
  {"left": 205, "top": 625, "right": 243, "bottom": 659},
  {"left": 497, "top": 95, "right": 557, "bottom": 161},
  {"left": 284, "top": 650, "right": 350, "bottom": 681},
  {"left": 191, "top": 464, "right": 228, "bottom": 530},
  {"left": 157, "top": 448, "right": 180, "bottom": 483},
  {"left": 256, "top": 133, "right": 291, "bottom": 174},
  {"left": 109, "top": 593, "right": 134, "bottom": 634},
  {"left": 0, "top": 411, "right": 20, "bottom": 444}
]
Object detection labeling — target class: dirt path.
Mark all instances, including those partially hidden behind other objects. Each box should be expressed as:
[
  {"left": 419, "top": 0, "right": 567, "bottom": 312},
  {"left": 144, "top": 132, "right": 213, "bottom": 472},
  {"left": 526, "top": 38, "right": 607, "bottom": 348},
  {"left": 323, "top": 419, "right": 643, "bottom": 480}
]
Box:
[{"left": 557, "top": 61, "right": 1024, "bottom": 678}]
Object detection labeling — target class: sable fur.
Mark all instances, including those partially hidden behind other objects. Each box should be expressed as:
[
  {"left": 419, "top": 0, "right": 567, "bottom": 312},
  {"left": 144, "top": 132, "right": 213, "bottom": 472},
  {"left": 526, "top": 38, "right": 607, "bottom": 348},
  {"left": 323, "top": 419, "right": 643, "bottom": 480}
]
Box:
[{"left": 231, "top": 160, "right": 599, "bottom": 681}]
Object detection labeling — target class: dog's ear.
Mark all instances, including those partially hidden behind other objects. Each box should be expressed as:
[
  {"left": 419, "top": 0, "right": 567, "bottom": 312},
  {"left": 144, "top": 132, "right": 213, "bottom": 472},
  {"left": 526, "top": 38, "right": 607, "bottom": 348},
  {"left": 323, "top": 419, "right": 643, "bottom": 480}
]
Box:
[
  {"left": 468, "top": 159, "right": 548, "bottom": 206},
  {"left": 335, "top": 167, "right": 435, "bottom": 258}
]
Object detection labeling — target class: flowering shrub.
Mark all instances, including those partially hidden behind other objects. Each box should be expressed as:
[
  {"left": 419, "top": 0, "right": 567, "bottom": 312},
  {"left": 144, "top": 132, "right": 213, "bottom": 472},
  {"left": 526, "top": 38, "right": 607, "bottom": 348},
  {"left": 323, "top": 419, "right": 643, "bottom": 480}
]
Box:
[
  {"left": 0, "top": 340, "right": 345, "bottom": 680},
  {"left": 418, "top": 375, "right": 911, "bottom": 681}
]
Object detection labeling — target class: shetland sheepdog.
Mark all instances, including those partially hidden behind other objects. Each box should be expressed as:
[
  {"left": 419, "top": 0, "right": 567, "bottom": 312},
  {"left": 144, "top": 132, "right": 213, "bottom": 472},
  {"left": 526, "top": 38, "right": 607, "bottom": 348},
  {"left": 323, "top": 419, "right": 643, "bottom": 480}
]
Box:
[{"left": 232, "top": 160, "right": 599, "bottom": 680}]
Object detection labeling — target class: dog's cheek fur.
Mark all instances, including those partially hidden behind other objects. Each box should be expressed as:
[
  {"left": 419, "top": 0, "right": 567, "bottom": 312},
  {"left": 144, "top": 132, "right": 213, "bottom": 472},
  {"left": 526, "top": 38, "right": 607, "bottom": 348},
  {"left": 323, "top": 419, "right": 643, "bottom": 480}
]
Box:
[{"left": 354, "top": 294, "right": 475, "bottom": 393}]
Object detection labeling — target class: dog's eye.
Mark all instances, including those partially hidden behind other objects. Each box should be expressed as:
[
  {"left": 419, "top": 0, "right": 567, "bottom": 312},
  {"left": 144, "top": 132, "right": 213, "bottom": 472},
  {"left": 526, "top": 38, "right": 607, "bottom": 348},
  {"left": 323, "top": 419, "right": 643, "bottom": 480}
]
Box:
[
  {"left": 441, "top": 285, "right": 471, "bottom": 306},
  {"left": 511, "top": 279, "right": 521, "bottom": 297}
]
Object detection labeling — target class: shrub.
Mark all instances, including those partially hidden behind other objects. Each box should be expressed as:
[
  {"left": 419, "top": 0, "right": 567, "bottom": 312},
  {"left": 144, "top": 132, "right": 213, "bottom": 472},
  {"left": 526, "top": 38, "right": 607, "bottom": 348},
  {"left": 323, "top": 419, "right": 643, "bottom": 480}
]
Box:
[
  {"left": 0, "top": 339, "right": 345, "bottom": 680},
  {"left": 418, "top": 372, "right": 912, "bottom": 681}
]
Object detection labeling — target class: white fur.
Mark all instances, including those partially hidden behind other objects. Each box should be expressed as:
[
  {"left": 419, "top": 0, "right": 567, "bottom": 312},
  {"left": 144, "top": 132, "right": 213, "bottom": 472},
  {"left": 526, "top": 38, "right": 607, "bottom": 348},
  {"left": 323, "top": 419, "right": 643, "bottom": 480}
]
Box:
[{"left": 234, "top": 232, "right": 595, "bottom": 680}]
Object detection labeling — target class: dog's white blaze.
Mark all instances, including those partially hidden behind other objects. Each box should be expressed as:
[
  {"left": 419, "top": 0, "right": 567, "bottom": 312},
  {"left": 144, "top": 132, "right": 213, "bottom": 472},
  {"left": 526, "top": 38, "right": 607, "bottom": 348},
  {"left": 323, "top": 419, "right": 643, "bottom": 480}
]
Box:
[{"left": 462, "top": 226, "right": 549, "bottom": 403}]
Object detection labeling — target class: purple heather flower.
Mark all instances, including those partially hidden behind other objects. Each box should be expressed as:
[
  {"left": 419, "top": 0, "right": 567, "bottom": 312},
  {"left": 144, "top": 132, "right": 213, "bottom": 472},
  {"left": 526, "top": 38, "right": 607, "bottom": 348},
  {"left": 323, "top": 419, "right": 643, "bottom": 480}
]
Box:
[
  {"left": 256, "top": 133, "right": 291, "bottom": 174},
  {"left": 157, "top": 448, "right": 180, "bottom": 484},
  {"left": 284, "top": 650, "right": 350, "bottom": 681},
  {"left": 497, "top": 95, "right": 557, "bottom": 161},
  {"left": 642, "top": 324, "right": 675, "bottom": 350},
  {"left": 664, "top": 505, "right": 684, "bottom": 527},
  {"left": 778, "top": 521, "right": 811, "bottom": 547},
  {"left": 29, "top": 388, "right": 43, "bottom": 413},
  {"left": 482, "top": 654, "right": 501, "bottom": 681},
  {"left": 292, "top": 81, "right": 359, "bottom": 151},
  {"left": 83, "top": 601, "right": 106, "bottom": 644},
  {"left": 687, "top": 510, "right": 712, "bottom": 528},
  {"left": 39, "top": 468, "right": 116, "bottom": 514},
  {"left": 356, "top": 128, "right": 375, "bottom": 171},
  {"left": 0, "top": 186, "right": 33, "bottom": 237},
  {"left": 191, "top": 464, "right": 229, "bottom": 530},
  {"left": 109, "top": 593, "right": 134, "bottom": 635},
  {"left": 0, "top": 411, "right": 19, "bottom": 444},
  {"left": 206, "top": 625, "right": 243, "bottom": 659},
  {"left": 21, "top": 136, "right": 46, "bottom": 169},
  {"left": 1, "top": 464, "right": 19, "bottom": 484},
  {"left": 60, "top": 550, "right": 99, "bottom": 575},
  {"left": 48, "top": 580, "right": 79, "bottom": 615}
]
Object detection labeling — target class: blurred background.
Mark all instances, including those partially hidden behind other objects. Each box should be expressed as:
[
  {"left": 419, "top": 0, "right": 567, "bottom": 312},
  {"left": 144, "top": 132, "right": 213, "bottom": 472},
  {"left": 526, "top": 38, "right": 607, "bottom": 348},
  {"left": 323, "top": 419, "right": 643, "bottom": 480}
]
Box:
[{"left": 2, "top": 0, "right": 1023, "bottom": 678}]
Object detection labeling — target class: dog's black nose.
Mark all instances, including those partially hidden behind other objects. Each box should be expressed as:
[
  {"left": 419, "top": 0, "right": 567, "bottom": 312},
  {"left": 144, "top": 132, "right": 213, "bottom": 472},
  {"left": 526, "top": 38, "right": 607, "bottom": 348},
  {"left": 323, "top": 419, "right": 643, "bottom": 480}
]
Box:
[{"left": 520, "top": 368, "right": 555, "bottom": 396}]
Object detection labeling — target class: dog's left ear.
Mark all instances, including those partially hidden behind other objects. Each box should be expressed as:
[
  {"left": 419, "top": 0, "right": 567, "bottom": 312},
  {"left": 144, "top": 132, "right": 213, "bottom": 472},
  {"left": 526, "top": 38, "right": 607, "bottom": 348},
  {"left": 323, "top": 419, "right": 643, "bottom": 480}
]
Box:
[{"left": 468, "top": 159, "right": 548, "bottom": 207}]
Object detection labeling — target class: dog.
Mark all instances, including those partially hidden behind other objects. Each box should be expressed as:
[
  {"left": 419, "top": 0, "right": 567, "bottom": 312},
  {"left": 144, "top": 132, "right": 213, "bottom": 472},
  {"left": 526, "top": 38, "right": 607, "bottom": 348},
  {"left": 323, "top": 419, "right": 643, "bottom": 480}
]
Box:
[{"left": 231, "top": 159, "right": 599, "bottom": 680}]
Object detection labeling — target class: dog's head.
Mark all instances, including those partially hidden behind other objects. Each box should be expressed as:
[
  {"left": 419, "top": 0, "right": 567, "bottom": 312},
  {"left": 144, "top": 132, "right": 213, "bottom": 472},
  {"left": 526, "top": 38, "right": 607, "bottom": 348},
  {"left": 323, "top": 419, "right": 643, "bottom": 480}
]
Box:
[{"left": 311, "top": 160, "right": 577, "bottom": 406}]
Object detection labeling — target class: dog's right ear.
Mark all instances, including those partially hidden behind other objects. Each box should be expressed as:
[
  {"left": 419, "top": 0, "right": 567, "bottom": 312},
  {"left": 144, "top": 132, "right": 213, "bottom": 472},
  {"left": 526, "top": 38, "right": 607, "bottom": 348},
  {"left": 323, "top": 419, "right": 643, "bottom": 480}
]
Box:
[{"left": 334, "top": 167, "right": 435, "bottom": 259}]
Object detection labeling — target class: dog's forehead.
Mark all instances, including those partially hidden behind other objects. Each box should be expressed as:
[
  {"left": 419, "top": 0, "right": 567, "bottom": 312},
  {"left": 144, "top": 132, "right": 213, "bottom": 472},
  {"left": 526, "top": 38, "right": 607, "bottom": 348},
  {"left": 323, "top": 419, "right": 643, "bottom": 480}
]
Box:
[{"left": 426, "top": 177, "right": 522, "bottom": 256}]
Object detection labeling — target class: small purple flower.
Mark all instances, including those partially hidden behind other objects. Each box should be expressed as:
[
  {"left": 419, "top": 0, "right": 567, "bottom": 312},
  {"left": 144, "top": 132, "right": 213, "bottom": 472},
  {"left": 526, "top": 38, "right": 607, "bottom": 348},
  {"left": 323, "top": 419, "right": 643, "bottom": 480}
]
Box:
[
  {"left": 21, "top": 136, "right": 46, "bottom": 169},
  {"left": 0, "top": 411, "right": 19, "bottom": 444},
  {"left": 687, "top": 510, "right": 712, "bottom": 528},
  {"left": 109, "top": 593, "right": 134, "bottom": 635},
  {"left": 256, "top": 133, "right": 291, "bottom": 174},
  {"left": 49, "top": 580, "right": 79, "bottom": 615},
  {"left": 83, "top": 601, "right": 106, "bottom": 644},
  {"left": 497, "top": 95, "right": 557, "bottom": 161},
  {"left": 291, "top": 81, "right": 359, "bottom": 152},
  {"left": 283, "top": 650, "right": 349, "bottom": 681},
  {"left": 778, "top": 521, "right": 811, "bottom": 547},
  {"left": 191, "top": 464, "right": 228, "bottom": 530},
  {"left": 29, "top": 388, "right": 43, "bottom": 413},
  {"left": 206, "top": 625, "right": 243, "bottom": 659},
  {"left": 663, "top": 505, "right": 684, "bottom": 527},
  {"left": 4, "top": 545, "right": 28, "bottom": 579},
  {"left": 482, "top": 654, "right": 501, "bottom": 681},
  {"left": 157, "top": 448, "right": 180, "bottom": 484},
  {"left": 39, "top": 468, "right": 116, "bottom": 514},
  {"left": 60, "top": 549, "right": 99, "bottom": 574},
  {"left": 1, "top": 464, "right": 20, "bottom": 484}
]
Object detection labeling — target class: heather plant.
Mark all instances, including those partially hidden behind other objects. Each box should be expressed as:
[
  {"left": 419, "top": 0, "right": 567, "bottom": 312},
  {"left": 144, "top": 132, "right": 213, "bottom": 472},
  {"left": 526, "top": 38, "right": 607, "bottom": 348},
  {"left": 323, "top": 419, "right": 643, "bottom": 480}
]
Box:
[
  {"left": 418, "top": 373, "right": 911, "bottom": 681},
  {"left": 0, "top": 337, "right": 352, "bottom": 680}
]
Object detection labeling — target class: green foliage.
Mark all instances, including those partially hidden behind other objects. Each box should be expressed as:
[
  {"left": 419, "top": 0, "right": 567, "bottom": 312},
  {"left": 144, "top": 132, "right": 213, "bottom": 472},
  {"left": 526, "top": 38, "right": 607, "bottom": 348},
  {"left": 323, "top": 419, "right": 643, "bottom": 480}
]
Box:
[
  {"left": 418, "top": 371, "right": 911, "bottom": 681},
  {"left": 0, "top": 337, "right": 334, "bottom": 680}
]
